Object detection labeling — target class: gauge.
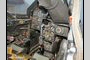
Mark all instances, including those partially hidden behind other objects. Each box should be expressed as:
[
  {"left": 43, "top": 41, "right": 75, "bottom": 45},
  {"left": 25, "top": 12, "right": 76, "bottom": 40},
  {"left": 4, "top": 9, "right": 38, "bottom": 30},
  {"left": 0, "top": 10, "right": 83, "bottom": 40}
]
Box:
[
  {"left": 56, "top": 26, "right": 62, "bottom": 33},
  {"left": 55, "top": 25, "right": 69, "bottom": 37}
]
